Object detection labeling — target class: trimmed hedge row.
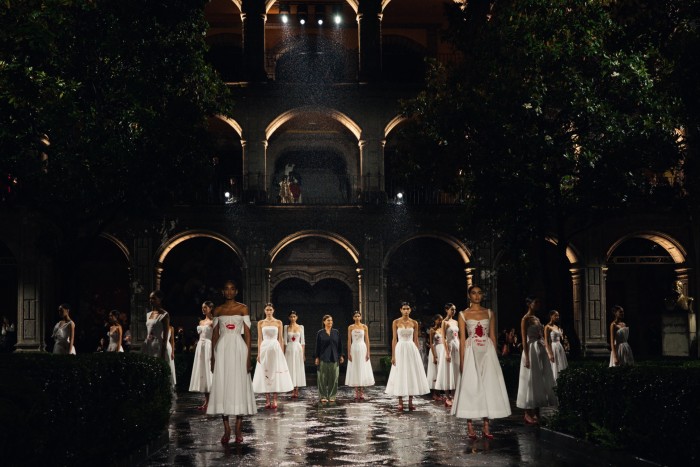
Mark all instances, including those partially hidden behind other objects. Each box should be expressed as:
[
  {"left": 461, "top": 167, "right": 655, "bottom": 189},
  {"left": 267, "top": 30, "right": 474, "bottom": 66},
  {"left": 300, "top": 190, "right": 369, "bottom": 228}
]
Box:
[
  {"left": 550, "top": 361, "right": 700, "bottom": 465},
  {"left": 0, "top": 353, "right": 172, "bottom": 466}
]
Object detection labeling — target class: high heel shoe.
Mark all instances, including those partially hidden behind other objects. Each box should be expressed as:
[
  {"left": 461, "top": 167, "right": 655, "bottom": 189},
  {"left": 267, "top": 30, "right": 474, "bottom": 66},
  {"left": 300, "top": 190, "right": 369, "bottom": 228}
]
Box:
[
  {"left": 482, "top": 432, "right": 494, "bottom": 439},
  {"left": 408, "top": 404, "right": 416, "bottom": 411},
  {"left": 235, "top": 435, "right": 243, "bottom": 444},
  {"left": 467, "top": 422, "right": 477, "bottom": 440},
  {"left": 524, "top": 414, "right": 538, "bottom": 425},
  {"left": 397, "top": 403, "right": 404, "bottom": 411},
  {"left": 271, "top": 402, "right": 278, "bottom": 410},
  {"left": 221, "top": 433, "right": 230, "bottom": 445},
  {"left": 444, "top": 398, "right": 453, "bottom": 408}
]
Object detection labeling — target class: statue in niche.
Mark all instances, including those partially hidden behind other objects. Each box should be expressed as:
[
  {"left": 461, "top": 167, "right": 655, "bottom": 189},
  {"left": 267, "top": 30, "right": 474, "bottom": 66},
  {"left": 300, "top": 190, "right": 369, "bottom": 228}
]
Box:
[{"left": 665, "top": 280, "right": 694, "bottom": 313}]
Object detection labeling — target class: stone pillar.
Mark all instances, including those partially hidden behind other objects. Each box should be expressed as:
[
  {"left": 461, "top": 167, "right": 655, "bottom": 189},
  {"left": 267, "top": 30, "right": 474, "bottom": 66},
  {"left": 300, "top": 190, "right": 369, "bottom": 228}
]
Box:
[
  {"left": 674, "top": 267, "right": 695, "bottom": 354},
  {"left": 15, "top": 258, "right": 50, "bottom": 352},
  {"left": 570, "top": 267, "right": 583, "bottom": 347},
  {"left": 364, "top": 237, "right": 387, "bottom": 359},
  {"left": 356, "top": 268, "right": 364, "bottom": 313},
  {"left": 245, "top": 243, "right": 267, "bottom": 322},
  {"left": 358, "top": 134, "right": 387, "bottom": 202},
  {"left": 130, "top": 235, "right": 154, "bottom": 350},
  {"left": 583, "top": 265, "right": 609, "bottom": 356},
  {"left": 357, "top": 0, "right": 382, "bottom": 83},
  {"left": 243, "top": 130, "right": 268, "bottom": 202},
  {"left": 241, "top": 0, "right": 267, "bottom": 82}
]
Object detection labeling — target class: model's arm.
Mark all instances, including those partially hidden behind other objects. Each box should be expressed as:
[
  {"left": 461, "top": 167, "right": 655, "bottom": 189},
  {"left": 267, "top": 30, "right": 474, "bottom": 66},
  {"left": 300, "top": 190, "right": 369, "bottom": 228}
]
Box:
[
  {"left": 610, "top": 322, "right": 618, "bottom": 366},
  {"left": 210, "top": 320, "right": 220, "bottom": 372},
  {"left": 314, "top": 330, "right": 321, "bottom": 365},
  {"left": 69, "top": 321, "right": 75, "bottom": 354},
  {"left": 458, "top": 312, "right": 466, "bottom": 373},
  {"left": 169, "top": 327, "right": 175, "bottom": 359},
  {"left": 413, "top": 320, "right": 420, "bottom": 349},
  {"left": 429, "top": 329, "right": 437, "bottom": 363},
  {"left": 117, "top": 325, "right": 123, "bottom": 352},
  {"left": 347, "top": 326, "right": 353, "bottom": 362},
  {"left": 278, "top": 320, "right": 285, "bottom": 354},
  {"left": 391, "top": 320, "right": 398, "bottom": 365},
  {"left": 337, "top": 329, "right": 344, "bottom": 364},
  {"left": 442, "top": 320, "right": 451, "bottom": 362},
  {"left": 521, "top": 317, "right": 529, "bottom": 368},
  {"left": 256, "top": 321, "right": 263, "bottom": 362},
  {"left": 243, "top": 307, "right": 251, "bottom": 372},
  {"left": 161, "top": 314, "right": 170, "bottom": 360},
  {"left": 364, "top": 324, "right": 370, "bottom": 361},
  {"left": 300, "top": 325, "right": 306, "bottom": 361},
  {"left": 544, "top": 324, "right": 552, "bottom": 348}
]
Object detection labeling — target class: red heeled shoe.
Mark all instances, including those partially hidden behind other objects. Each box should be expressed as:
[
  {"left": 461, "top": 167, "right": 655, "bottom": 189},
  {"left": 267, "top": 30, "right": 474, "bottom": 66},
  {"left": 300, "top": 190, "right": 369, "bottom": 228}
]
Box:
[
  {"left": 483, "top": 432, "right": 494, "bottom": 439},
  {"left": 221, "top": 433, "right": 230, "bottom": 445},
  {"left": 271, "top": 402, "right": 278, "bottom": 410},
  {"left": 408, "top": 404, "right": 416, "bottom": 411},
  {"left": 235, "top": 435, "right": 243, "bottom": 444},
  {"left": 397, "top": 403, "right": 404, "bottom": 411},
  {"left": 524, "top": 414, "right": 538, "bottom": 425},
  {"left": 444, "top": 399, "right": 453, "bottom": 408}
]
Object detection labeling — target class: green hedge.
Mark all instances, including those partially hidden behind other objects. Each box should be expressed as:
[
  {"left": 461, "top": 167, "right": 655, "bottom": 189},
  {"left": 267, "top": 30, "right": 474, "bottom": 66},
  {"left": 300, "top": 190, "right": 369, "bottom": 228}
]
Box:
[
  {"left": 549, "top": 361, "right": 700, "bottom": 465},
  {"left": 0, "top": 353, "right": 172, "bottom": 467}
]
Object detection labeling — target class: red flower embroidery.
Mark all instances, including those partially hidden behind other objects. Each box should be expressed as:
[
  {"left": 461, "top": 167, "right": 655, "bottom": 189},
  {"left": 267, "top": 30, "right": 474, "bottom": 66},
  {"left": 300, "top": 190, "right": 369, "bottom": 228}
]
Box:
[
  {"left": 291, "top": 336, "right": 296, "bottom": 341},
  {"left": 475, "top": 323, "right": 484, "bottom": 337},
  {"left": 225, "top": 323, "right": 236, "bottom": 330}
]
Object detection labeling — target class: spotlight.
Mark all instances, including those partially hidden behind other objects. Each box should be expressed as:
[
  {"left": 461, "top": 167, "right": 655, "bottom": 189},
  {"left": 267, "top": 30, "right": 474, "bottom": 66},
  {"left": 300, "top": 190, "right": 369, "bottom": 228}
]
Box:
[
  {"left": 297, "top": 4, "right": 307, "bottom": 25},
  {"left": 315, "top": 5, "right": 325, "bottom": 25},
  {"left": 279, "top": 2, "right": 290, "bottom": 24},
  {"left": 332, "top": 4, "right": 342, "bottom": 24},
  {"left": 224, "top": 191, "right": 231, "bottom": 199},
  {"left": 396, "top": 192, "right": 404, "bottom": 204}
]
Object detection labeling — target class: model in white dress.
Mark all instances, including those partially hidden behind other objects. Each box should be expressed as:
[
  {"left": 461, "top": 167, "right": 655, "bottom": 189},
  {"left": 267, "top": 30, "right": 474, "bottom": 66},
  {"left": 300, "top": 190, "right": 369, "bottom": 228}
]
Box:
[
  {"left": 544, "top": 311, "right": 568, "bottom": 380},
  {"left": 516, "top": 304, "right": 558, "bottom": 424},
  {"left": 451, "top": 310, "right": 511, "bottom": 422},
  {"left": 385, "top": 304, "right": 431, "bottom": 410},
  {"left": 253, "top": 304, "right": 294, "bottom": 409},
  {"left": 284, "top": 314, "right": 306, "bottom": 398},
  {"left": 427, "top": 331, "right": 443, "bottom": 390},
  {"left": 435, "top": 305, "right": 459, "bottom": 406},
  {"left": 609, "top": 306, "right": 634, "bottom": 367},
  {"left": 141, "top": 294, "right": 169, "bottom": 362},
  {"left": 52, "top": 320, "right": 76, "bottom": 355},
  {"left": 107, "top": 327, "right": 123, "bottom": 352},
  {"left": 190, "top": 323, "right": 214, "bottom": 399},
  {"left": 345, "top": 322, "right": 375, "bottom": 398}
]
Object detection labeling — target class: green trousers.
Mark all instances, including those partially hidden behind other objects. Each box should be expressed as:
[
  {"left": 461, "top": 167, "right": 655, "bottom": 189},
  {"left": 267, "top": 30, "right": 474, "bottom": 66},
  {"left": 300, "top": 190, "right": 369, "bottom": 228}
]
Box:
[{"left": 317, "top": 361, "right": 339, "bottom": 400}]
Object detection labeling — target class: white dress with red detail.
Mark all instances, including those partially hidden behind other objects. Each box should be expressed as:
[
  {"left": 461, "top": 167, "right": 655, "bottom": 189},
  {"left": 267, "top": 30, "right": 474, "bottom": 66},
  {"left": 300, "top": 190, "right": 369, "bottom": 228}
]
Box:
[
  {"left": 345, "top": 329, "right": 375, "bottom": 387},
  {"left": 451, "top": 311, "right": 512, "bottom": 419},
  {"left": 284, "top": 325, "right": 307, "bottom": 387},
  {"left": 426, "top": 332, "right": 443, "bottom": 389},
  {"left": 207, "top": 315, "right": 257, "bottom": 416},
  {"left": 435, "top": 322, "right": 459, "bottom": 391},
  {"left": 252, "top": 325, "right": 294, "bottom": 394},
  {"left": 189, "top": 324, "right": 213, "bottom": 393},
  {"left": 385, "top": 327, "right": 431, "bottom": 397}
]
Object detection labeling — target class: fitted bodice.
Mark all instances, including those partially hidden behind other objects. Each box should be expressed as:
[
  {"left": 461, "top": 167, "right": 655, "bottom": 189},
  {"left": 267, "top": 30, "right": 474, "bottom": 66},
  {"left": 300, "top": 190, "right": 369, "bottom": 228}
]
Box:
[
  {"left": 261, "top": 325, "right": 279, "bottom": 340},
  {"left": 108, "top": 328, "right": 120, "bottom": 346},
  {"left": 351, "top": 329, "right": 365, "bottom": 343},
  {"left": 433, "top": 332, "right": 443, "bottom": 345},
  {"left": 397, "top": 327, "right": 414, "bottom": 342},
  {"left": 444, "top": 322, "right": 459, "bottom": 343},
  {"left": 197, "top": 324, "right": 213, "bottom": 341},
  {"left": 145, "top": 312, "right": 167, "bottom": 340},
  {"left": 615, "top": 326, "right": 630, "bottom": 344},
  {"left": 550, "top": 329, "right": 563, "bottom": 343},
  {"left": 216, "top": 315, "right": 250, "bottom": 335},
  {"left": 466, "top": 318, "right": 490, "bottom": 339},
  {"left": 53, "top": 321, "right": 72, "bottom": 343}
]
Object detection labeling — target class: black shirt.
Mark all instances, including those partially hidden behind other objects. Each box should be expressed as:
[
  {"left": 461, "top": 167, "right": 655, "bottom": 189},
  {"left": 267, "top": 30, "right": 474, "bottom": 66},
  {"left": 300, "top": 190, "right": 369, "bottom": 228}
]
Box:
[{"left": 314, "top": 328, "right": 343, "bottom": 362}]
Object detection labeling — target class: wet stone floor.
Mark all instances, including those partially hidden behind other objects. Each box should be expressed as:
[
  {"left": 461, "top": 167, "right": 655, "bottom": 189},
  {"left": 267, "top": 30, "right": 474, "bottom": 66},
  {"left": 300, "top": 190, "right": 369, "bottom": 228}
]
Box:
[{"left": 144, "top": 387, "right": 595, "bottom": 466}]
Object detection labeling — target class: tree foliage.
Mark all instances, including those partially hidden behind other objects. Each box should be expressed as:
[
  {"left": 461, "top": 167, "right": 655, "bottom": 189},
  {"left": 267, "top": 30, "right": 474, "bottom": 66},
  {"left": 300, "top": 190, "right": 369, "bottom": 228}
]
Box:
[
  {"left": 405, "top": 0, "right": 684, "bottom": 255},
  {"left": 0, "top": 0, "right": 232, "bottom": 242}
]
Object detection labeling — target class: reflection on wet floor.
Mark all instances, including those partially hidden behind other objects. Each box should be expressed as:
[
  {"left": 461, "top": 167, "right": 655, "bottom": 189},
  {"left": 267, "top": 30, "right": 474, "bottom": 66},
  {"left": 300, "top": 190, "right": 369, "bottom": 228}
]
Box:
[{"left": 143, "top": 387, "right": 590, "bottom": 466}]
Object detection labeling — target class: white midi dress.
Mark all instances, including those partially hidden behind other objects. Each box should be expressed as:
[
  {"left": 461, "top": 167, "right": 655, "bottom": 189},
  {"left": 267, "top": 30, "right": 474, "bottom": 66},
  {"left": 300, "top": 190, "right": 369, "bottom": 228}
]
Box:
[
  {"left": 252, "top": 326, "right": 294, "bottom": 393},
  {"left": 451, "top": 311, "right": 511, "bottom": 419},
  {"left": 189, "top": 324, "right": 214, "bottom": 393},
  {"left": 52, "top": 321, "right": 76, "bottom": 355},
  {"left": 284, "top": 325, "right": 307, "bottom": 387},
  {"left": 207, "top": 315, "right": 257, "bottom": 416},
  {"left": 609, "top": 326, "right": 634, "bottom": 367},
  {"left": 516, "top": 318, "right": 558, "bottom": 409},
  {"left": 549, "top": 329, "right": 568, "bottom": 379},
  {"left": 385, "top": 328, "right": 430, "bottom": 397},
  {"left": 345, "top": 329, "right": 375, "bottom": 387},
  {"left": 107, "top": 328, "right": 123, "bottom": 352},
  {"left": 426, "top": 332, "right": 443, "bottom": 389},
  {"left": 435, "top": 322, "right": 459, "bottom": 391},
  {"left": 141, "top": 311, "right": 168, "bottom": 360}
]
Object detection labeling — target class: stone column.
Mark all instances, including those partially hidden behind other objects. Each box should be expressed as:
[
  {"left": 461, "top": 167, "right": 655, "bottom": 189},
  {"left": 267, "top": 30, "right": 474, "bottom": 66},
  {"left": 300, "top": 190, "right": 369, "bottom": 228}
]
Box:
[
  {"left": 364, "top": 236, "right": 387, "bottom": 361},
  {"left": 130, "top": 235, "right": 155, "bottom": 350},
  {"left": 583, "top": 265, "right": 609, "bottom": 356},
  {"left": 674, "top": 267, "right": 695, "bottom": 355},
  {"left": 570, "top": 267, "right": 583, "bottom": 347},
  {"left": 241, "top": 0, "right": 268, "bottom": 82},
  {"left": 15, "top": 258, "right": 50, "bottom": 352},
  {"left": 245, "top": 243, "right": 267, "bottom": 322},
  {"left": 358, "top": 134, "right": 386, "bottom": 202},
  {"left": 243, "top": 130, "right": 268, "bottom": 202},
  {"left": 357, "top": 0, "right": 382, "bottom": 83}
]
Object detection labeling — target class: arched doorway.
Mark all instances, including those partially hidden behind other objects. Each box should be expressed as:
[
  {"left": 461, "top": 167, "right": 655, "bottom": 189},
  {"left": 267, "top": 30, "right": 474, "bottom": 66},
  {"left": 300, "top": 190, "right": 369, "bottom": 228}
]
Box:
[
  {"left": 158, "top": 235, "right": 244, "bottom": 331},
  {"left": 606, "top": 235, "right": 686, "bottom": 358},
  {"left": 385, "top": 236, "right": 470, "bottom": 345},
  {"left": 208, "top": 116, "right": 244, "bottom": 204},
  {"left": 0, "top": 241, "right": 18, "bottom": 352},
  {"left": 272, "top": 278, "right": 354, "bottom": 360},
  {"left": 70, "top": 236, "right": 130, "bottom": 353}
]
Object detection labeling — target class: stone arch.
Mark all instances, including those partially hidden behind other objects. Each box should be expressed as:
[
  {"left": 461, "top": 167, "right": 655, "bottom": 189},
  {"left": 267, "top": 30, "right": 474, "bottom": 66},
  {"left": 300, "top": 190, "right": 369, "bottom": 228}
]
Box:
[
  {"left": 544, "top": 236, "right": 582, "bottom": 265},
  {"left": 269, "top": 230, "right": 360, "bottom": 265},
  {"left": 266, "top": 106, "right": 362, "bottom": 141},
  {"left": 383, "top": 232, "right": 471, "bottom": 269},
  {"left": 99, "top": 233, "right": 131, "bottom": 265},
  {"left": 213, "top": 115, "right": 243, "bottom": 139},
  {"left": 155, "top": 230, "right": 247, "bottom": 290},
  {"left": 384, "top": 115, "right": 408, "bottom": 139},
  {"left": 606, "top": 231, "right": 687, "bottom": 264},
  {"left": 270, "top": 269, "right": 358, "bottom": 292}
]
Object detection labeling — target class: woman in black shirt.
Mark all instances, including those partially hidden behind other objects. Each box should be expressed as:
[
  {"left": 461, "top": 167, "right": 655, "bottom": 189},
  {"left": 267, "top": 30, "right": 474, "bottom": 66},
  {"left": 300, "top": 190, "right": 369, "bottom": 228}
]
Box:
[{"left": 314, "top": 314, "right": 344, "bottom": 403}]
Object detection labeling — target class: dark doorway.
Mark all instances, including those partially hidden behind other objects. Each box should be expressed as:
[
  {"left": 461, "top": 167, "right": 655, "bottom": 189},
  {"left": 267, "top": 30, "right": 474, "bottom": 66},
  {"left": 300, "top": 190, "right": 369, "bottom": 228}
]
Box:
[
  {"left": 0, "top": 241, "right": 17, "bottom": 352},
  {"left": 272, "top": 278, "right": 353, "bottom": 360},
  {"left": 159, "top": 237, "right": 243, "bottom": 330},
  {"left": 386, "top": 238, "right": 466, "bottom": 345}
]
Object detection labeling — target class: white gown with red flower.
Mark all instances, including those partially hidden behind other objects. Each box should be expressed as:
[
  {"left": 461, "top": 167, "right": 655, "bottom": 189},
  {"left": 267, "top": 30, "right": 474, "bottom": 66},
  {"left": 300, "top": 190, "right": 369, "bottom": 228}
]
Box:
[
  {"left": 344, "top": 329, "right": 375, "bottom": 387},
  {"left": 451, "top": 311, "right": 512, "bottom": 419},
  {"left": 252, "top": 325, "right": 294, "bottom": 394},
  {"left": 284, "top": 325, "right": 307, "bottom": 387},
  {"left": 207, "top": 315, "right": 257, "bottom": 416}
]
